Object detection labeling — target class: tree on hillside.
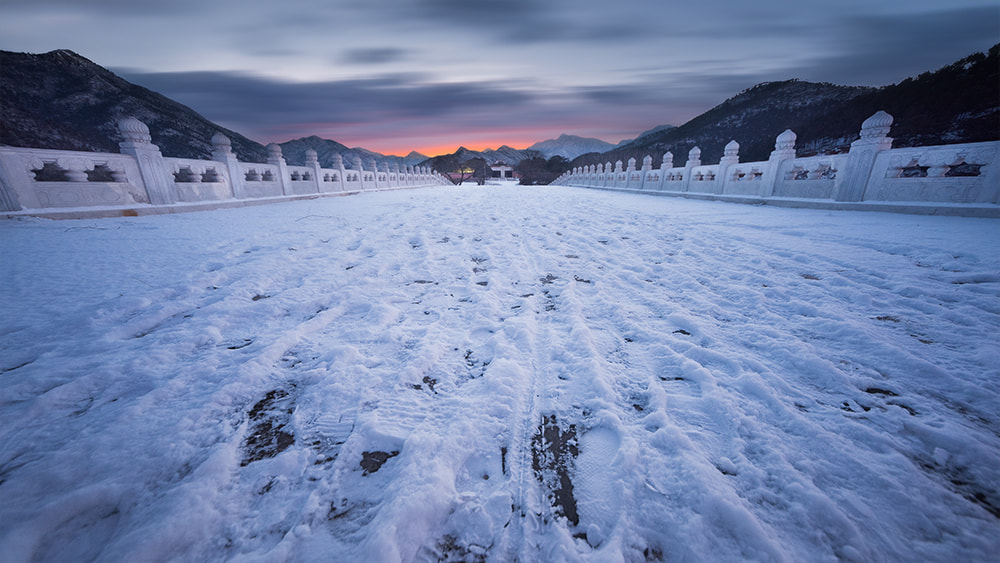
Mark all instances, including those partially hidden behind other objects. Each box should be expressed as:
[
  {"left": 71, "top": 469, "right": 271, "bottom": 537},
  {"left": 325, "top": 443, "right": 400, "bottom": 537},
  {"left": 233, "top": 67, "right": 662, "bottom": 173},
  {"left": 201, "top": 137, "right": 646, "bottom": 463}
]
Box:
[
  {"left": 469, "top": 157, "right": 490, "bottom": 185},
  {"left": 516, "top": 156, "right": 572, "bottom": 185}
]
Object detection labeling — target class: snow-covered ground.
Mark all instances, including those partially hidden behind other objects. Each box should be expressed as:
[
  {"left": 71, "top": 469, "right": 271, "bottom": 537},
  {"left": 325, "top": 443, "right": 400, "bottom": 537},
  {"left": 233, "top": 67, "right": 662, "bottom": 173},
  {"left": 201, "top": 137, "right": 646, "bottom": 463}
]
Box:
[{"left": 1, "top": 185, "right": 998, "bottom": 563}]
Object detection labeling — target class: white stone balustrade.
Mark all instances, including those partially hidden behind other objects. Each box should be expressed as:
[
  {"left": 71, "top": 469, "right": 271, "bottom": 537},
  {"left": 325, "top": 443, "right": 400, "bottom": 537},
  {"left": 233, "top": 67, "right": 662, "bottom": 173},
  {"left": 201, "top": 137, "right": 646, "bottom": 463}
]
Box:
[
  {"left": 554, "top": 111, "right": 999, "bottom": 217},
  {"left": 0, "top": 119, "right": 450, "bottom": 216}
]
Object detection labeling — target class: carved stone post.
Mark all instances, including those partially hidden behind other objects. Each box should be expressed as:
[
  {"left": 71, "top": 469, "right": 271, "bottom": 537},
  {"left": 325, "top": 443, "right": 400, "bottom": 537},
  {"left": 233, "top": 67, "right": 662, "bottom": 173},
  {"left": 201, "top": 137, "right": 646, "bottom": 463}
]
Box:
[
  {"left": 0, "top": 160, "right": 23, "bottom": 211},
  {"left": 659, "top": 151, "right": 673, "bottom": 190},
  {"left": 368, "top": 159, "right": 380, "bottom": 190},
  {"left": 211, "top": 132, "right": 246, "bottom": 199},
  {"left": 681, "top": 146, "right": 701, "bottom": 193},
  {"left": 118, "top": 117, "right": 175, "bottom": 205},
  {"left": 353, "top": 157, "right": 366, "bottom": 189},
  {"left": 835, "top": 111, "right": 893, "bottom": 202},
  {"left": 760, "top": 129, "right": 797, "bottom": 197},
  {"left": 266, "top": 143, "right": 292, "bottom": 196},
  {"left": 718, "top": 140, "right": 740, "bottom": 194},
  {"left": 305, "top": 149, "right": 322, "bottom": 193},
  {"left": 639, "top": 155, "right": 653, "bottom": 190},
  {"left": 330, "top": 153, "right": 346, "bottom": 191}
]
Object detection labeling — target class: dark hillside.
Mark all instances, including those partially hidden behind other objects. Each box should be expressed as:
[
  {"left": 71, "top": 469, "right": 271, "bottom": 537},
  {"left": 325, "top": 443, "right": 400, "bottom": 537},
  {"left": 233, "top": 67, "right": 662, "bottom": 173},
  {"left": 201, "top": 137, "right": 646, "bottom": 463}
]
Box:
[
  {"left": 572, "top": 44, "right": 999, "bottom": 170},
  {"left": 0, "top": 50, "right": 267, "bottom": 161}
]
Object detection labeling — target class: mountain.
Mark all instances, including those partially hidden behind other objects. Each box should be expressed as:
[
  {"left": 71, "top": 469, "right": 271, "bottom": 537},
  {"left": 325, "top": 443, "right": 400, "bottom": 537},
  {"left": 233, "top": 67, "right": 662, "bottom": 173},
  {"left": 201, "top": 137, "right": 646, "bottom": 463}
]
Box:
[
  {"left": 277, "top": 135, "right": 351, "bottom": 166},
  {"left": 418, "top": 145, "right": 541, "bottom": 172},
  {"left": 404, "top": 151, "right": 430, "bottom": 165},
  {"left": 572, "top": 44, "right": 999, "bottom": 169},
  {"left": 575, "top": 80, "right": 871, "bottom": 168},
  {"left": 0, "top": 49, "right": 427, "bottom": 169},
  {"left": 480, "top": 145, "right": 537, "bottom": 164},
  {"left": 615, "top": 125, "right": 676, "bottom": 148},
  {"left": 0, "top": 49, "right": 268, "bottom": 162},
  {"left": 527, "top": 134, "right": 617, "bottom": 159},
  {"left": 277, "top": 136, "right": 428, "bottom": 169}
]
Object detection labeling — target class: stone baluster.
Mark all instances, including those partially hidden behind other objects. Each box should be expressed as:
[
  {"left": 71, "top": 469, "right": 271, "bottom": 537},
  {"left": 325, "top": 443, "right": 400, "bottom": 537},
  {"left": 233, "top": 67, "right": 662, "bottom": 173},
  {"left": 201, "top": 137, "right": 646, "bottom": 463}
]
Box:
[
  {"left": 640, "top": 155, "right": 653, "bottom": 190},
  {"left": 624, "top": 157, "right": 637, "bottom": 189},
  {"left": 925, "top": 154, "right": 950, "bottom": 178},
  {"left": 330, "top": 153, "right": 346, "bottom": 191},
  {"left": 718, "top": 140, "right": 740, "bottom": 194},
  {"left": 58, "top": 157, "right": 90, "bottom": 182},
  {"left": 681, "top": 147, "right": 701, "bottom": 192},
  {"left": 835, "top": 111, "right": 893, "bottom": 202},
  {"left": 210, "top": 132, "right": 244, "bottom": 199},
  {"left": 266, "top": 143, "right": 292, "bottom": 196},
  {"left": 118, "top": 117, "right": 174, "bottom": 204},
  {"left": 659, "top": 152, "right": 673, "bottom": 190},
  {"left": 187, "top": 166, "right": 204, "bottom": 183},
  {"left": 354, "top": 157, "right": 366, "bottom": 189},
  {"left": 305, "top": 149, "right": 323, "bottom": 193},
  {"left": 758, "top": 129, "right": 797, "bottom": 197},
  {"left": 368, "top": 159, "right": 379, "bottom": 189}
]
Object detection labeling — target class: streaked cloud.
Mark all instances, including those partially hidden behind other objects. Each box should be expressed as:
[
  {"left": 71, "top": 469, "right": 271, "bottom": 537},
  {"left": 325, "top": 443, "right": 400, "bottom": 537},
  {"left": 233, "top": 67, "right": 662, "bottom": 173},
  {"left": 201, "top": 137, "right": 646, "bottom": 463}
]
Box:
[{"left": 342, "top": 47, "right": 410, "bottom": 65}]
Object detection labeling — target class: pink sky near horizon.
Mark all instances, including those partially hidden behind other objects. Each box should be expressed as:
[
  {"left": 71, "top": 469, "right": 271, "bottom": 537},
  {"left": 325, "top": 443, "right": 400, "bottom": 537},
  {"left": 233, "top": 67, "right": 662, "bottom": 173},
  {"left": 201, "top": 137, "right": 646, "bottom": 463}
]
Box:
[{"left": 264, "top": 120, "right": 636, "bottom": 158}]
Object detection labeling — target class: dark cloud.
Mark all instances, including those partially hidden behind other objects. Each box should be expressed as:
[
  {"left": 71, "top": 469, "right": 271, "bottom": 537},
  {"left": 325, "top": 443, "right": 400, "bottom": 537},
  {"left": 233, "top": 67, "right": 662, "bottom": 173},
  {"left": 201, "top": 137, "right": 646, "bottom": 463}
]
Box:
[
  {"left": 342, "top": 47, "right": 409, "bottom": 65},
  {"left": 372, "top": 0, "right": 661, "bottom": 44},
  {"left": 0, "top": 0, "right": 203, "bottom": 14},
  {"left": 117, "top": 69, "right": 535, "bottom": 141},
  {"left": 114, "top": 62, "right": 774, "bottom": 149},
  {"left": 792, "top": 6, "right": 1000, "bottom": 85},
  {"left": 413, "top": 0, "right": 543, "bottom": 21}
]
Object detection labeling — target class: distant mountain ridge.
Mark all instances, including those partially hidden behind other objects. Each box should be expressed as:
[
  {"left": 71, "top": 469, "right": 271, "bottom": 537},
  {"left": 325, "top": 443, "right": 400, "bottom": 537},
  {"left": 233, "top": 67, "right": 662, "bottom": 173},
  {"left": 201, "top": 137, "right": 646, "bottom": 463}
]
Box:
[
  {"left": 615, "top": 125, "right": 677, "bottom": 148},
  {"left": 276, "top": 136, "right": 428, "bottom": 169},
  {"left": 526, "top": 134, "right": 617, "bottom": 159},
  {"left": 418, "top": 145, "right": 543, "bottom": 172}
]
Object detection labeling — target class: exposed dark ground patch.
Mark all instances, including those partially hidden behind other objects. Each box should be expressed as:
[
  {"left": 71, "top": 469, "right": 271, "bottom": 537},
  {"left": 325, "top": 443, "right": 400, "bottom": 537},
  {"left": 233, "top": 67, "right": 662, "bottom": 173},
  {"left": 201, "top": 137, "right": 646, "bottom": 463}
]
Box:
[
  {"left": 241, "top": 388, "right": 296, "bottom": 466},
  {"left": 361, "top": 450, "right": 399, "bottom": 475},
  {"left": 532, "top": 415, "right": 579, "bottom": 527}
]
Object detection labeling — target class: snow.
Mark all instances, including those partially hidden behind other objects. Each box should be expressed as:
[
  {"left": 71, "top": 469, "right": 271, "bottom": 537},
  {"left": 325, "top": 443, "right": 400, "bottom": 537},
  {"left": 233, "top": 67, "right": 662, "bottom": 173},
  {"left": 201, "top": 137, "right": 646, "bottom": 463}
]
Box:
[{"left": 1, "top": 184, "right": 998, "bottom": 563}]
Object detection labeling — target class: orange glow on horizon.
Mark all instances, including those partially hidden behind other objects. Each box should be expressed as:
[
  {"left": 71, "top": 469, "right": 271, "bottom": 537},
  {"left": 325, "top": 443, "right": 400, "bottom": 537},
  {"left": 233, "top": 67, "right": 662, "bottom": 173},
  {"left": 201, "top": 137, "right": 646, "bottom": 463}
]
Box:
[
  {"left": 341, "top": 126, "right": 605, "bottom": 158},
  {"left": 270, "top": 123, "right": 622, "bottom": 159},
  {"left": 358, "top": 136, "right": 571, "bottom": 158}
]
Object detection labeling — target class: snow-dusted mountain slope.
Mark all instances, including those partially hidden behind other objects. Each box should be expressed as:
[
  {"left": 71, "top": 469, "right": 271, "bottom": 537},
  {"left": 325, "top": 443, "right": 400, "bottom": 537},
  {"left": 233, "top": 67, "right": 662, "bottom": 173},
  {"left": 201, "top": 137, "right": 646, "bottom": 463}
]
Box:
[
  {"left": 527, "top": 134, "right": 617, "bottom": 160},
  {"left": 1, "top": 187, "right": 997, "bottom": 562}
]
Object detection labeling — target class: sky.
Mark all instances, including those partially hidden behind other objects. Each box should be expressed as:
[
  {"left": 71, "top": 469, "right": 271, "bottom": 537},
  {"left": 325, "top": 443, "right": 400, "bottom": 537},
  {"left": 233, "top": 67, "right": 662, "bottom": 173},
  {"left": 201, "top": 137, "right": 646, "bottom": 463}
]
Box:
[{"left": 1, "top": 0, "right": 998, "bottom": 157}]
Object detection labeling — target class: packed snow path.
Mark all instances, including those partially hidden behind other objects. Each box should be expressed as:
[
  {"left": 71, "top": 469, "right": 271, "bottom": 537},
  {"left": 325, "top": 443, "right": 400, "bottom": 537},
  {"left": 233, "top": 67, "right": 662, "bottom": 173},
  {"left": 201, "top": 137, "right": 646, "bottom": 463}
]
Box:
[{"left": 1, "top": 186, "right": 998, "bottom": 562}]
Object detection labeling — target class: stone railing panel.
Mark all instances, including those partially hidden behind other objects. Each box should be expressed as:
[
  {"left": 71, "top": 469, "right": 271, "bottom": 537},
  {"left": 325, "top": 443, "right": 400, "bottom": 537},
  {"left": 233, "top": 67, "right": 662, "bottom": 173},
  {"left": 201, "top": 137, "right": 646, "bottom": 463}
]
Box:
[
  {"left": 721, "top": 163, "right": 768, "bottom": 196},
  {"left": 0, "top": 147, "right": 148, "bottom": 209},
  {"left": 165, "top": 157, "right": 233, "bottom": 202},
  {"left": 238, "top": 162, "right": 284, "bottom": 198},
  {"left": 287, "top": 165, "right": 320, "bottom": 195},
  {"left": 688, "top": 165, "right": 722, "bottom": 194},
  {"left": 770, "top": 155, "right": 848, "bottom": 199},
  {"left": 864, "top": 142, "right": 999, "bottom": 203},
  {"left": 661, "top": 168, "right": 686, "bottom": 191}
]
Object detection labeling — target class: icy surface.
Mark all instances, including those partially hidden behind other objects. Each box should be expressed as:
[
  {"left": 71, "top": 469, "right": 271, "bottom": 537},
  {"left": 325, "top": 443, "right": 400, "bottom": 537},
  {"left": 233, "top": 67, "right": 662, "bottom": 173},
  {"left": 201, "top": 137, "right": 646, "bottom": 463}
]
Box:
[{"left": 1, "top": 185, "right": 998, "bottom": 562}]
